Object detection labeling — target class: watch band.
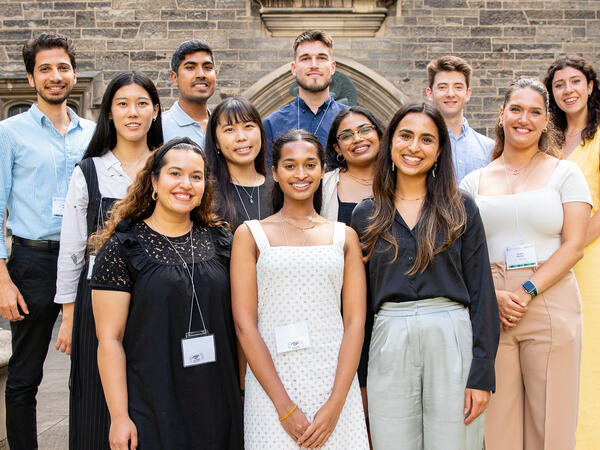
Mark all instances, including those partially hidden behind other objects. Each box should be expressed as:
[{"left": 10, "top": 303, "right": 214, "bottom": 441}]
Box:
[{"left": 522, "top": 280, "right": 538, "bottom": 299}]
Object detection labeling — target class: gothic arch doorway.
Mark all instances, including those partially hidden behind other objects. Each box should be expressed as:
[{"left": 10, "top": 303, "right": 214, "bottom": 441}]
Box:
[{"left": 242, "top": 56, "right": 408, "bottom": 124}]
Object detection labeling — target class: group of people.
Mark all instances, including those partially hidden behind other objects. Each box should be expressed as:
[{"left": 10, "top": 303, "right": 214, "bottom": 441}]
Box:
[{"left": 0, "top": 27, "right": 597, "bottom": 450}]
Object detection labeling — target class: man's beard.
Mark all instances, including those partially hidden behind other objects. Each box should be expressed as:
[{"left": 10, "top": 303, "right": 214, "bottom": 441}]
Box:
[
  {"left": 35, "top": 83, "right": 73, "bottom": 105},
  {"left": 296, "top": 74, "right": 331, "bottom": 93}
]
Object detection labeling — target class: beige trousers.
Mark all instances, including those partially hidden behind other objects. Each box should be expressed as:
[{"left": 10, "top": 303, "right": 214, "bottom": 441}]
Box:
[{"left": 485, "top": 263, "right": 582, "bottom": 450}]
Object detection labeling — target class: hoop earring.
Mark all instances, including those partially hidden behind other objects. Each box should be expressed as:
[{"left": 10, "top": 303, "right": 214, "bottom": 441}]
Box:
[
  {"left": 152, "top": 191, "right": 158, "bottom": 201},
  {"left": 542, "top": 127, "right": 548, "bottom": 133},
  {"left": 498, "top": 121, "right": 503, "bottom": 128},
  {"left": 336, "top": 153, "right": 345, "bottom": 164},
  {"left": 432, "top": 161, "right": 438, "bottom": 178}
]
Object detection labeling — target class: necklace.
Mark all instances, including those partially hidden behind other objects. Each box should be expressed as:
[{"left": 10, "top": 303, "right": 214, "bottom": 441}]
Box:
[
  {"left": 279, "top": 211, "right": 314, "bottom": 246},
  {"left": 150, "top": 217, "right": 208, "bottom": 333},
  {"left": 279, "top": 210, "right": 318, "bottom": 231},
  {"left": 232, "top": 183, "right": 261, "bottom": 221},
  {"left": 114, "top": 149, "right": 149, "bottom": 173},
  {"left": 502, "top": 151, "right": 539, "bottom": 177},
  {"left": 344, "top": 171, "right": 373, "bottom": 186},
  {"left": 396, "top": 194, "right": 425, "bottom": 201}
]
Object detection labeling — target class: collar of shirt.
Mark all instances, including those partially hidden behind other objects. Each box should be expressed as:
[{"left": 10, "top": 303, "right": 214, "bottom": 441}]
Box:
[
  {"left": 29, "top": 103, "right": 82, "bottom": 132},
  {"left": 167, "top": 100, "right": 210, "bottom": 127},
  {"left": 297, "top": 95, "right": 334, "bottom": 116},
  {"left": 448, "top": 117, "right": 470, "bottom": 142}
]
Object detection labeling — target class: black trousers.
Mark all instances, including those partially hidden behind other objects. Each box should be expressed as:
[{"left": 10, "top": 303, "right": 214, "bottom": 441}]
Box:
[{"left": 5, "top": 243, "right": 60, "bottom": 450}]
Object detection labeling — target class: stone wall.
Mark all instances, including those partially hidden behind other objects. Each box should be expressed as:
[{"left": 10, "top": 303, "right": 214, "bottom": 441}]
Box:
[{"left": 0, "top": 0, "right": 598, "bottom": 135}]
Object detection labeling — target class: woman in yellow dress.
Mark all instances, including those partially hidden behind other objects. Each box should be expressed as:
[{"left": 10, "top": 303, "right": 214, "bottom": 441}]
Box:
[{"left": 545, "top": 54, "right": 600, "bottom": 448}]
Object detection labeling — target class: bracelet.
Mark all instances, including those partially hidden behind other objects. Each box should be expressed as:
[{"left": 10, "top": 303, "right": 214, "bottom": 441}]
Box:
[{"left": 279, "top": 403, "right": 297, "bottom": 422}]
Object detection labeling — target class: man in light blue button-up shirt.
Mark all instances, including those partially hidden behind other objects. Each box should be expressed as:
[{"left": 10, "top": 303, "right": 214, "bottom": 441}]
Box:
[
  {"left": 0, "top": 33, "right": 94, "bottom": 450},
  {"left": 162, "top": 40, "right": 216, "bottom": 148},
  {"left": 426, "top": 56, "right": 494, "bottom": 183}
]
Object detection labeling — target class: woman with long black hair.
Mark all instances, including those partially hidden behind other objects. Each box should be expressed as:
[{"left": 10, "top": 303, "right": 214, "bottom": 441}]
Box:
[
  {"left": 353, "top": 102, "right": 499, "bottom": 449},
  {"left": 205, "top": 97, "right": 273, "bottom": 230},
  {"left": 54, "top": 71, "right": 162, "bottom": 449}
]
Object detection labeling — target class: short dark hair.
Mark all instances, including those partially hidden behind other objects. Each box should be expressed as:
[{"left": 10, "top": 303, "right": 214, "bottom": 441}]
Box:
[
  {"left": 426, "top": 55, "right": 472, "bottom": 89},
  {"left": 293, "top": 30, "right": 333, "bottom": 56},
  {"left": 171, "top": 40, "right": 214, "bottom": 73},
  {"left": 22, "top": 33, "right": 76, "bottom": 75}
]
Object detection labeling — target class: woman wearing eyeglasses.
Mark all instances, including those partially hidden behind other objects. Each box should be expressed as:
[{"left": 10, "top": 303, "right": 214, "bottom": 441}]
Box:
[{"left": 322, "top": 106, "right": 385, "bottom": 225}]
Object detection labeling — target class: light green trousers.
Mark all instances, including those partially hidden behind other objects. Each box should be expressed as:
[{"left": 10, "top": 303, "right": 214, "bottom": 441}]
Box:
[{"left": 367, "top": 298, "right": 485, "bottom": 450}]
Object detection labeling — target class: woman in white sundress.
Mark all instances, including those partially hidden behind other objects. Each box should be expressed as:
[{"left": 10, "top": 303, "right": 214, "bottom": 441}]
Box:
[{"left": 231, "top": 128, "right": 370, "bottom": 449}]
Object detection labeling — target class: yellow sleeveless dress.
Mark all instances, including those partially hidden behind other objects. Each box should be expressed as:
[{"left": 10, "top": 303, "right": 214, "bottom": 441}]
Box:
[{"left": 569, "top": 128, "right": 600, "bottom": 449}]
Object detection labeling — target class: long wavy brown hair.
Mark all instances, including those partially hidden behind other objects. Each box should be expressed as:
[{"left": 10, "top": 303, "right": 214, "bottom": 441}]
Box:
[
  {"left": 92, "top": 137, "right": 224, "bottom": 251},
  {"left": 361, "top": 102, "right": 466, "bottom": 275}
]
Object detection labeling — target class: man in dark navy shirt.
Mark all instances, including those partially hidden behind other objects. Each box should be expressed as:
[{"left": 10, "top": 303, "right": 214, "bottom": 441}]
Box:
[{"left": 263, "top": 29, "right": 347, "bottom": 167}]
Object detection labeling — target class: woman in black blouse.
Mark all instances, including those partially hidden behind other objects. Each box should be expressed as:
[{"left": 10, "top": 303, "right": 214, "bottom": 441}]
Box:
[
  {"left": 90, "top": 138, "right": 243, "bottom": 450},
  {"left": 351, "top": 103, "right": 499, "bottom": 449},
  {"left": 204, "top": 97, "right": 273, "bottom": 230}
]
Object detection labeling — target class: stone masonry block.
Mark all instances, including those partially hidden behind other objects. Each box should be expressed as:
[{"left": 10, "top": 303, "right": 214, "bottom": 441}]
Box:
[{"left": 480, "top": 10, "right": 528, "bottom": 25}]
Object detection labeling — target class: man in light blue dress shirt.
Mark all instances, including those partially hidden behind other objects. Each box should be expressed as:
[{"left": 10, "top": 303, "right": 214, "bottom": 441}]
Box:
[
  {"left": 426, "top": 56, "right": 494, "bottom": 182},
  {"left": 263, "top": 30, "right": 348, "bottom": 167},
  {"left": 162, "top": 40, "right": 216, "bottom": 148},
  {"left": 0, "top": 33, "right": 94, "bottom": 450}
]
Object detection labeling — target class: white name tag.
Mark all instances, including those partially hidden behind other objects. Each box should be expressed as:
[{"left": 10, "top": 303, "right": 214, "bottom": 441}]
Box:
[
  {"left": 505, "top": 242, "right": 538, "bottom": 270},
  {"left": 52, "top": 196, "right": 66, "bottom": 218},
  {"left": 275, "top": 321, "right": 311, "bottom": 354},
  {"left": 181, "top": 333, "right": 216, "bottom": 367}
]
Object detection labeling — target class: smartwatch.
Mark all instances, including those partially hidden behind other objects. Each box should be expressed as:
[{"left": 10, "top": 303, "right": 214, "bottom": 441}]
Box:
[{"left": 521, "top": 280, "right": 538, "bottom": 299}]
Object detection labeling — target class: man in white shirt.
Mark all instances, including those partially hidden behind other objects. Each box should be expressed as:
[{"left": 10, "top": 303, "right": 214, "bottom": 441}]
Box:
[
  {"left": 162, "top": 40, "right": 216, "bottom": 148},
  {"left": 426, "top": 56, "right": 494, "bottom": 182}
]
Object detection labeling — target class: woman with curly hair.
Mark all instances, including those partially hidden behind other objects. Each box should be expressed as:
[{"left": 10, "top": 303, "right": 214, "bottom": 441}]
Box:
[
  {"left": 90, "top": 138, "right": 243, "bottom": 450},
  {"left": 544, "top": 55, "right": 600, "bottom": 448}
]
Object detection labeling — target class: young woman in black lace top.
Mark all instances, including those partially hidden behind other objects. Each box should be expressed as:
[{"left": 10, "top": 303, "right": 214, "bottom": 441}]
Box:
[{"left": 90, "top": 138, "right": 243, "bottom": 450}]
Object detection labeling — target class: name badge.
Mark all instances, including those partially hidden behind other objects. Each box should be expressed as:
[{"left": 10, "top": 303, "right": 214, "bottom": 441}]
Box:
[
  {"left": 86, "top": 255, "right": 95, "bottom": 280},
  {"left": 505, "top": 242, "right": 537, "bottom": 270},
  {"left": 181, "top": 331, "right": 216, "bottom": 368},
  {"left": 52, "top": 196, "right": 66, "bottom": 218},
  {"left": 275, "top": 321, "right": 311, "bottom": 354}
]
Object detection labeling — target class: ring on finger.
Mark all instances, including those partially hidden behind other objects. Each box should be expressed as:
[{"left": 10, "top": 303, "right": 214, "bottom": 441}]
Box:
[{"left": 507, "top": 315, "right": 514, "bottom": 323}]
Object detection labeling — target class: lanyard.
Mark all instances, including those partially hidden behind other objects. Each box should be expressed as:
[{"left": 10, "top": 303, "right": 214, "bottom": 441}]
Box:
[
  {"left": 152, "top": 219, "right": 208, "bottom": 335},
  {"left": 297, "top": 97, "right": 331, "bottom": 137}
]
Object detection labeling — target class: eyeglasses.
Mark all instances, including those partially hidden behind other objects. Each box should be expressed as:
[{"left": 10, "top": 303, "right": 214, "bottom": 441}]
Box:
[{"left": 337, "top": 125, "right": 377, "bottom": 143}]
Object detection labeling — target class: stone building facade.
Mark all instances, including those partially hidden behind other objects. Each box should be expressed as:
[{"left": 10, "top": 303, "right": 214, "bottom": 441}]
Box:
[{"left": 0, "top": 0, "right": 598, "bottom": 136}]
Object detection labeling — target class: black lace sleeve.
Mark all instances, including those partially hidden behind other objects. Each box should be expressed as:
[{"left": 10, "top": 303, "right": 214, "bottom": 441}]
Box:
[{"left": 90, "top": 234, "right": 133, "bottom": 292}]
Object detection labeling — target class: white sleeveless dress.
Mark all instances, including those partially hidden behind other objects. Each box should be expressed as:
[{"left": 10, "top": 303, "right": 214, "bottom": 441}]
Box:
[{"left": 244, "top": 220, "right": 369, "bottom": 449}]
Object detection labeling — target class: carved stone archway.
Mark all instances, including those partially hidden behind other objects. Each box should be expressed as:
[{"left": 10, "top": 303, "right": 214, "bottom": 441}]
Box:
[{"left": 242, "top": 56, "right": 407, "bottom": 124}]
